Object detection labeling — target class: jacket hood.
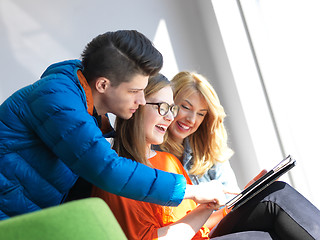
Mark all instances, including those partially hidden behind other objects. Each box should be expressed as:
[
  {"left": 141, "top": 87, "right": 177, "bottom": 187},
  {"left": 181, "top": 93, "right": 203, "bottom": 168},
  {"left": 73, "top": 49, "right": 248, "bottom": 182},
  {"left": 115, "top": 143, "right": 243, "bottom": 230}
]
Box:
[{"left": 41, "top": 59, "right": 83, "bottom": 84}]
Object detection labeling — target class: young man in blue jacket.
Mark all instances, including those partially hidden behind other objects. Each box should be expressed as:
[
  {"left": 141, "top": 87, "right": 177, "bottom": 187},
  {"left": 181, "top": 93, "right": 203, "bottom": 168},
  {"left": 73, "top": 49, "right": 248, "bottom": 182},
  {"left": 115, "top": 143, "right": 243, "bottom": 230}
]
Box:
[{"left": 0, "top": 30, "right": 218, "bottom": 220}]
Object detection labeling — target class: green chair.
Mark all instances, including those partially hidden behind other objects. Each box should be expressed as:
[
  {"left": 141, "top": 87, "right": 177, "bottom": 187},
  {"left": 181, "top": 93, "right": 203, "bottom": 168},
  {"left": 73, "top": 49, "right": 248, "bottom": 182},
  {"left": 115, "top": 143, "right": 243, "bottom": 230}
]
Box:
[{"left": 0, "top": 197, "right": 127, "bottom": 240}]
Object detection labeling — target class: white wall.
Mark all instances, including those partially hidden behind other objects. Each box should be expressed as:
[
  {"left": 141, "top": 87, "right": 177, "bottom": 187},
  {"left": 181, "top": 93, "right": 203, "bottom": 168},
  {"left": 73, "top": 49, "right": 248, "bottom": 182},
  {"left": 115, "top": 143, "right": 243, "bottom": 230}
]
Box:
[{"left": 0, "top": 0, "right": 220, "bottom": 95}]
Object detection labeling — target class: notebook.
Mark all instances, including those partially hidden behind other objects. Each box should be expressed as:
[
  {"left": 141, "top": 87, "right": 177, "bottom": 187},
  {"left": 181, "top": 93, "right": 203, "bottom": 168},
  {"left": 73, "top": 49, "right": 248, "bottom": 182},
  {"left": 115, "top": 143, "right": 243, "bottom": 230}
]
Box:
[{"left": 225, "top": 155, "right": 296, "bottom": 212}]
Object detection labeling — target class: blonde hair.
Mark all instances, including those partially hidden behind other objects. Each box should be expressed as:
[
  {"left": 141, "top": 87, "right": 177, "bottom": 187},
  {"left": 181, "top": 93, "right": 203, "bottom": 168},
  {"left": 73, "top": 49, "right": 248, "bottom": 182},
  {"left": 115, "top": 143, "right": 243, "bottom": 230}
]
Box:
[
  {"left": 160, "top": 71, "right": 233, "bottom": 176},
  {"left": 112, "top": 74, "right": 171, "bottom": 166}
]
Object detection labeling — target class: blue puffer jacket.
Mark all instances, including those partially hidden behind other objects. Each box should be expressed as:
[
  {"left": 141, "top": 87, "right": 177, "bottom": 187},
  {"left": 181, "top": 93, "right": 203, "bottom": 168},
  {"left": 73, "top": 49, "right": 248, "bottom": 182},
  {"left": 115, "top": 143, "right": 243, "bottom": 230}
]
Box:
[{"left": 0, "top": 60, "right": 186, "bottom": 220}]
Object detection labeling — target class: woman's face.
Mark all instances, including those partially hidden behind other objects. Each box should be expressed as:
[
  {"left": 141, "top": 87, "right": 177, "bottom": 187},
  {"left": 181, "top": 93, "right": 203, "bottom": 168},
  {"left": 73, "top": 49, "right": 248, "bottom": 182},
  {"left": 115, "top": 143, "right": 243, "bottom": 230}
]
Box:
[
  {"left": 144, "top": 86, "right": 175, "bottom": 145},
  {"left": 169, "top": 91, "right": 208, "bottom": 143}
]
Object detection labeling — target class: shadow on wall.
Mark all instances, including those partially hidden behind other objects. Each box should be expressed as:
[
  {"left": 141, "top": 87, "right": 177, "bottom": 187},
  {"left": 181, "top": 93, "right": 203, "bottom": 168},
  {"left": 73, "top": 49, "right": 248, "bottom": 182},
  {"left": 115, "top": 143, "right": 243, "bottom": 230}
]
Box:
[{"left": 0, "top": 0, "right": 167, "bottom": 103}]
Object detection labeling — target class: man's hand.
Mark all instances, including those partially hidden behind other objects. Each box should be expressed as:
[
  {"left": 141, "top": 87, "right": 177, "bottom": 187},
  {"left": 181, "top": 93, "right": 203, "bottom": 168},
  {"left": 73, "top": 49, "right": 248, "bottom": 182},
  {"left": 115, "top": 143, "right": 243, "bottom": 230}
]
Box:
[{"left": 184, "top": 181, "right": 227, "bottom": 208}]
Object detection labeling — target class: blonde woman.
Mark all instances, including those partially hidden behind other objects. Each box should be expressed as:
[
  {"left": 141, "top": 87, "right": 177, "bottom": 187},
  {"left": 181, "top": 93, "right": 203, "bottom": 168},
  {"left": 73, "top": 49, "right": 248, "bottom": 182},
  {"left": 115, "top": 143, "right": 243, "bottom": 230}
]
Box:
[{"left": 160, "top": 71, "right": 240, "bottom": 198}]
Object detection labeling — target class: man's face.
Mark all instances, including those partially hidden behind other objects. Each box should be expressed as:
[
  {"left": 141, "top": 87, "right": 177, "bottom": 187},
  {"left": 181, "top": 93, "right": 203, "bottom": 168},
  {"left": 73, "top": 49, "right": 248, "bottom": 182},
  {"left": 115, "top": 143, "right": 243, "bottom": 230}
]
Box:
[{"left": 97, "top": 74, "right": 148, "bottom": 119}]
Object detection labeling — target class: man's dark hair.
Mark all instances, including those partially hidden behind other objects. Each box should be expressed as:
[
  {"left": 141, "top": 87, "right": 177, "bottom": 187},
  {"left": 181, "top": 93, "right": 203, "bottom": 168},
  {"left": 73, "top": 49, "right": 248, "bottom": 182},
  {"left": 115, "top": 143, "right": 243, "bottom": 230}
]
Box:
[{"left": 81, "top": 30, "right": 163, "bottom": 86}]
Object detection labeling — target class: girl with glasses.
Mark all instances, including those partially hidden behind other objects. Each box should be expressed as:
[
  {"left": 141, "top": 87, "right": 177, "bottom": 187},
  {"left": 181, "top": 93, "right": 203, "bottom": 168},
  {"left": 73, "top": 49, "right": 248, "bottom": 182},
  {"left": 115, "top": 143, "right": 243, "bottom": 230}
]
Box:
[{"left": 91, "top": 73, "right": 222, "bottom": 239}]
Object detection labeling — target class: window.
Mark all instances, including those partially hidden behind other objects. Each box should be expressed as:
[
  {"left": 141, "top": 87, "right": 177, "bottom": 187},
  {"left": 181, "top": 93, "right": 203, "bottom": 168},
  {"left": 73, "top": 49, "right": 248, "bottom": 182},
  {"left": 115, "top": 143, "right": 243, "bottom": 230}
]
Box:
[{"left": 212, "top": 0, "right": 320, "bottom": 208}]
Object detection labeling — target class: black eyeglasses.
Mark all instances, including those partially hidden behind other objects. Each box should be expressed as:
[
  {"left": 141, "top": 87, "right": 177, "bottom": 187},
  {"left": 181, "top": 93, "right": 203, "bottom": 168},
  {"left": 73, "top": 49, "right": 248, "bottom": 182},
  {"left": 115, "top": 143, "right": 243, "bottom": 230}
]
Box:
[{"left": 146, "top": 102, "right": 180, "bottom": 118}]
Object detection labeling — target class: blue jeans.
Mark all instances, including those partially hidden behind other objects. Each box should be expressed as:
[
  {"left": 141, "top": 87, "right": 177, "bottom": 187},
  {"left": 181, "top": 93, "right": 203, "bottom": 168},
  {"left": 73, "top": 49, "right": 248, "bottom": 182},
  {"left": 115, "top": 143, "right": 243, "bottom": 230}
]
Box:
[{"left": 209, "top": 181, "right": 320, "bottom": 240}]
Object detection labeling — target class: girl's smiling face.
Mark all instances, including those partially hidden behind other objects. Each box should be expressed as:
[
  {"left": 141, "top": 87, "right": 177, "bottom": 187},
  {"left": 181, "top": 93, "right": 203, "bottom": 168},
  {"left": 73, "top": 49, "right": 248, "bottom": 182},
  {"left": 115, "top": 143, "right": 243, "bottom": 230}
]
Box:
[
  {"left": 144, "top": 86, "right": 175, "bottom": 146},
  {"left": 169, "top": 91, "right": 208, "bottom": 144}
]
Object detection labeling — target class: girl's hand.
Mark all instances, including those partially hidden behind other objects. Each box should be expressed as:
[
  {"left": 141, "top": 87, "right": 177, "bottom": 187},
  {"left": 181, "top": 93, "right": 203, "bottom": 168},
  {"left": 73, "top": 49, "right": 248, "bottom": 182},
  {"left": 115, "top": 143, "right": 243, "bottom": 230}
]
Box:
[{"left": 244, "top": 169, "right": 268, "bottom": 189}]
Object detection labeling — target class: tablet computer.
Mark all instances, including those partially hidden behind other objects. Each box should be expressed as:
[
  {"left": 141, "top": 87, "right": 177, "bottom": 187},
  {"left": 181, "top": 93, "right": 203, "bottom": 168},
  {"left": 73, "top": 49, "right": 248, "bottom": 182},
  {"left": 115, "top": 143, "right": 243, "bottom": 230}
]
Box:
[{"left": 225, "top": 155, "right": 296, "bottom": 212}]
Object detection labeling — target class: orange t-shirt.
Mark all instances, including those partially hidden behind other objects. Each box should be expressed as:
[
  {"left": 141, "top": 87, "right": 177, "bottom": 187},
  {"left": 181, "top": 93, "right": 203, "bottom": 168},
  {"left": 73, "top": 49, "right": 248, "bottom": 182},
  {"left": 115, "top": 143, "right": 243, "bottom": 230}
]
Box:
[{"left": 91, "top": 151, "right": 211, "bottom": 240}]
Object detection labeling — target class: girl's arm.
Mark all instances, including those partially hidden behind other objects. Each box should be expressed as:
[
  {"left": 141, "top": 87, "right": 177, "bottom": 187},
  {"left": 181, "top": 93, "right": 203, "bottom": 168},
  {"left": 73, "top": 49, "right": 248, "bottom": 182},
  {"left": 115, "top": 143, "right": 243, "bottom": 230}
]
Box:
[
  {"left": 157, "top": 203, "right": 218, "bottom": 239},
  {"left": 204, "top": 207, "right": 230, "bottom": 229}
]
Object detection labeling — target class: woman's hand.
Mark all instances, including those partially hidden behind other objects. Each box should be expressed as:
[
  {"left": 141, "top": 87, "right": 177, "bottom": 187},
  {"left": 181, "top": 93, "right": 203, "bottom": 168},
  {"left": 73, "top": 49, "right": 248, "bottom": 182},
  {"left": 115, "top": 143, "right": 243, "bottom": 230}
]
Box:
[{"left": 244, "top": 169, "right": 268, "bottom": 189}]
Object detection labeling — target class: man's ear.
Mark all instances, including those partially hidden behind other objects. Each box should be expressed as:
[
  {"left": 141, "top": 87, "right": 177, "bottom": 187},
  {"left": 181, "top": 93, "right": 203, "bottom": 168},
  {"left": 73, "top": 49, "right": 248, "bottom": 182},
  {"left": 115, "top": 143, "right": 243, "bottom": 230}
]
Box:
[{"left": 95, "top": 77, "right": 110, "bottom": 93}]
